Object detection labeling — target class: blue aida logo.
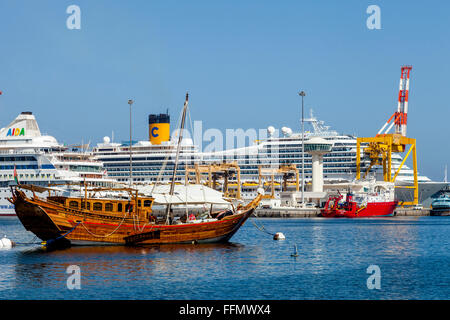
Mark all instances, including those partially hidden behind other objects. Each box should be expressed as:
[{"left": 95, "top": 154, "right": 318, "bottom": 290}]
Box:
[
  {"left": 151, "top": 127, "right": 159, "bottom": 137},
  {"left": 7, "top": 128, "right": 25, "bottom": 136}
]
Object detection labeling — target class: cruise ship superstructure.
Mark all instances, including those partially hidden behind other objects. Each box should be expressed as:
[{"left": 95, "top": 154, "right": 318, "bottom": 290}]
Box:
[
  {"left": 93, "top": 110, "right": 447, "bottom": 205},
  {"left": 0, "top": 112, "right": 116, "bottom": 216}
]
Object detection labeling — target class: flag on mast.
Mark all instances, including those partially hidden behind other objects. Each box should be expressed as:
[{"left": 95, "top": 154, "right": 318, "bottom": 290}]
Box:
[{"left": 14, "top": 164, "right": 19, "bottom": 184}]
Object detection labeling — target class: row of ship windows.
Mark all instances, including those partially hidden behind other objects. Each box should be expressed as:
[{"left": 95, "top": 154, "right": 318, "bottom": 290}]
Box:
[
  {"left": 105, "top": 162, "right": 361, "bottom": 173},
  {"left": 103, "top": 157, "right": 357, "bottom": 168},
  {"left": 0, "top": 174, "right": 54, "bottom": 179},
  {"left": 116, "top": 177, "right": 185, "bottom": 182},
  {"left": 206, "top": 152, "right": 357, "bottom": 159},
  {"left": 265, "top": 144, "right": 353, "bottom": 150},
  {"left": 0, "top": 164, "right": 54, "bottom": 170},
  {"left": 104, "top": 163, "right": 179, "bottom": 168},
  {"left": 0, "top": 156, "right": 37, "bottom": 162},
  {"left": 110, "top": 172, "right": 185, "bottom": 177},
  {"left": 109, "top": 168, "right": 356, "bottom": 177},
  {"left": 99, "top": 152, "right": 357, "bottom": 163},
  {"left": 101, "top": 156, "right": 196, "bottom": 162},
  {"left": 276, "top": 155, "right": 355, "bottom": 161},
  {"left": 58, "top": 165, "right": 102, "bottom": 173},
  {"left": 113, "top": 171, "right": 352, "bottom": 183},
  {"left": 68, "top": 200, "right": 152, "bottom": 211},
  {"left": 0, "top": 181, "right": 53, "bottom": 187}
]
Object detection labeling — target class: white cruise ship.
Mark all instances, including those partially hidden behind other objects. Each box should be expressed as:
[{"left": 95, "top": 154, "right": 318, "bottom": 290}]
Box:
[
  {"left": 0, "top": 112, "right": 116, "bottom": 216},
  {"left": 93, "top": 110, "right": 447, "bottom": 205}
]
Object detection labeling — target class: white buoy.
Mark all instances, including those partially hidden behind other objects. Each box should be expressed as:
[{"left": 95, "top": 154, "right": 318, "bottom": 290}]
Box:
[
  {"left": 273, "top": 232, "right": 285, "bottom": 240},
  {"left": 1, "top": 235, "right": 14, "bottom": 249}
]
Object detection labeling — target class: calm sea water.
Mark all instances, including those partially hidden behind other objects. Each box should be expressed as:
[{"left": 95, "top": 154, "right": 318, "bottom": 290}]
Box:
[{"left": 0, "top": 216, "right": 449, "bottom": 300}]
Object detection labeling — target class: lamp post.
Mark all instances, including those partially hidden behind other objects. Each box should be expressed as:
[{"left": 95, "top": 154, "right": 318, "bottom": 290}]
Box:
[
  {"left": 128, "top": 99, "right": 134, "bottom": 188},
  {"left": 298, "top": 91, "right": 306, "bottom": 207}
]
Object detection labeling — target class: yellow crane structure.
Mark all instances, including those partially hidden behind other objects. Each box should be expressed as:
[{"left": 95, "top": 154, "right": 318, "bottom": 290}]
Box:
[
  {"left": 258, "top": 164, "right": 300, "bottom": 199},
  {"left": 185, "top": 162, "right": 241, "bottom": 199},
  {"left": 356, "top": 66, "right": 418, "bottom": 206}
]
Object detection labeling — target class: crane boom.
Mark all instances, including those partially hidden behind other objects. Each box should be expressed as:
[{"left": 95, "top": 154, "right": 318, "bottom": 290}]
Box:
[{"left": 357, "top": 65, "right": 419, "bottom": 206}]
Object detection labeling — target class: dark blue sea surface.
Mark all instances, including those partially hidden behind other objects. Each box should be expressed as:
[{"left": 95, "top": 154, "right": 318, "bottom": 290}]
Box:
[{"left": 0, "top": 216, "right": 449, "bottom": 300}]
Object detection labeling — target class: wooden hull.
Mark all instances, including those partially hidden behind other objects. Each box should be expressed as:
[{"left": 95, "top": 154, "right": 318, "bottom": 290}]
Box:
[{"left": 12, "top": 190, "right": 256, "bottom": 246}]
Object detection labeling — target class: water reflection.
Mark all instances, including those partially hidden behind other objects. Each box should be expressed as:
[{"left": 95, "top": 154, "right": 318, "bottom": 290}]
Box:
[
  {"left": 1, "top": 217, "right": 449, "bottom": 299},
  {"left": 10, "top": 242, "right": 249, "bottom": 294}
]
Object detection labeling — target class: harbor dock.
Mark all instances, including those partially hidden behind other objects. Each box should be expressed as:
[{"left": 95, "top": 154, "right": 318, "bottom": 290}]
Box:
[
  {"left": 151, "top": 207, "right": 432, "bottom": 218},
  {"left": 253, "top": 207, "right": 431, "bottom": 218}
]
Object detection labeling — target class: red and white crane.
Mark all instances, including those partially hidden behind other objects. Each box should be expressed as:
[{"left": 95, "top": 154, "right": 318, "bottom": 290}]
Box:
[
  {"left": 377, "top": 66, "right": 412, "bottom": 136},
  {"left": 357, "top": 65, "right": 419, "bottom": 206}
]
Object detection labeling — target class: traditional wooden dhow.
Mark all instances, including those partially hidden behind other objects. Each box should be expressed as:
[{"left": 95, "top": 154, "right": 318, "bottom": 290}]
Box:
[
  {"left": 10, "top": 185, "right": 261, "bottom": 246},
  {"left": 10, "top": 93, "right": 261, "bottom": 247}
]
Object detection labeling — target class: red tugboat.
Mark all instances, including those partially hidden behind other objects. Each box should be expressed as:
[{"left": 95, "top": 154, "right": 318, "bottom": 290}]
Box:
[{"left": 320, "top": 181, "right": 398, "bottom": 218}]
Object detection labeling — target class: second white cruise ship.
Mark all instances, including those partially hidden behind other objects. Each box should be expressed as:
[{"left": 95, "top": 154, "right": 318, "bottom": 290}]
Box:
[{"left": 93, "top": 109, "right": 447, "bottom": 205}]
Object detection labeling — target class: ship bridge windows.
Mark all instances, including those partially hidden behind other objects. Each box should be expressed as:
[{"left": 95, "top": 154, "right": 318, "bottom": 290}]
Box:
[{"left": 105, "top": 203, "right": 113, "bottom": 212}]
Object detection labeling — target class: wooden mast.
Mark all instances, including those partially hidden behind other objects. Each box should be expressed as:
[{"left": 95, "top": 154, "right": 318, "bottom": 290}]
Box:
[{"left": 165, "top": 92, "right": 189, "bottom": 224}]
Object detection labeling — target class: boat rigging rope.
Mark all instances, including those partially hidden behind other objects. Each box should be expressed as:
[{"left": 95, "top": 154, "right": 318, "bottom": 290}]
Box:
[
  {"left": 135, "top": 220, "right": 155, "bottom": 234},
  {"left": 250, "top": 212, "right": 276, "bottom": 236},
  {"left": 132, "top": 212, "right": 154, "bottom": 233},
  {"left": 42, "top": 221, "right": 82, "bottom": 247},
  {"left": 79, "top": 212, "right": 127, "bottom": 238},
  {"left": 250, "top": 212, "right": 301, "bottom": 257},
  {"left": 14, "top": 235, "right": 40, "bottom": 245}
]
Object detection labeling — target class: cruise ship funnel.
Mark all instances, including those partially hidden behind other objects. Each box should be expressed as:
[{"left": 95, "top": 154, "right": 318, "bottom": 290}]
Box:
[
  {"left": 148, "top": 112, "right": 170, "bottom": 144},
  {"left": 0, "top": 112, "right": 41, "bottom": 139}
]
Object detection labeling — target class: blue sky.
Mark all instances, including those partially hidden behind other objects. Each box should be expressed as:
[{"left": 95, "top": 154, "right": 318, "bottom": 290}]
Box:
[{"left": 0, "top": 0, "right": 449, "bottom": 181}]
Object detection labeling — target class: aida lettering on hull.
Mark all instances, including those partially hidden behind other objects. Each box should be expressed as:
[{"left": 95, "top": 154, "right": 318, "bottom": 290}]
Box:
[{"left": 6, "top": 128, "right": 25, "bottom": 136}]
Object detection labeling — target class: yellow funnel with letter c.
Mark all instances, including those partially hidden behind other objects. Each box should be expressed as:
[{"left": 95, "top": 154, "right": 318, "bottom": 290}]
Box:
[{"left": 149, "top": 113, "right": 170, "bottom": 145}]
